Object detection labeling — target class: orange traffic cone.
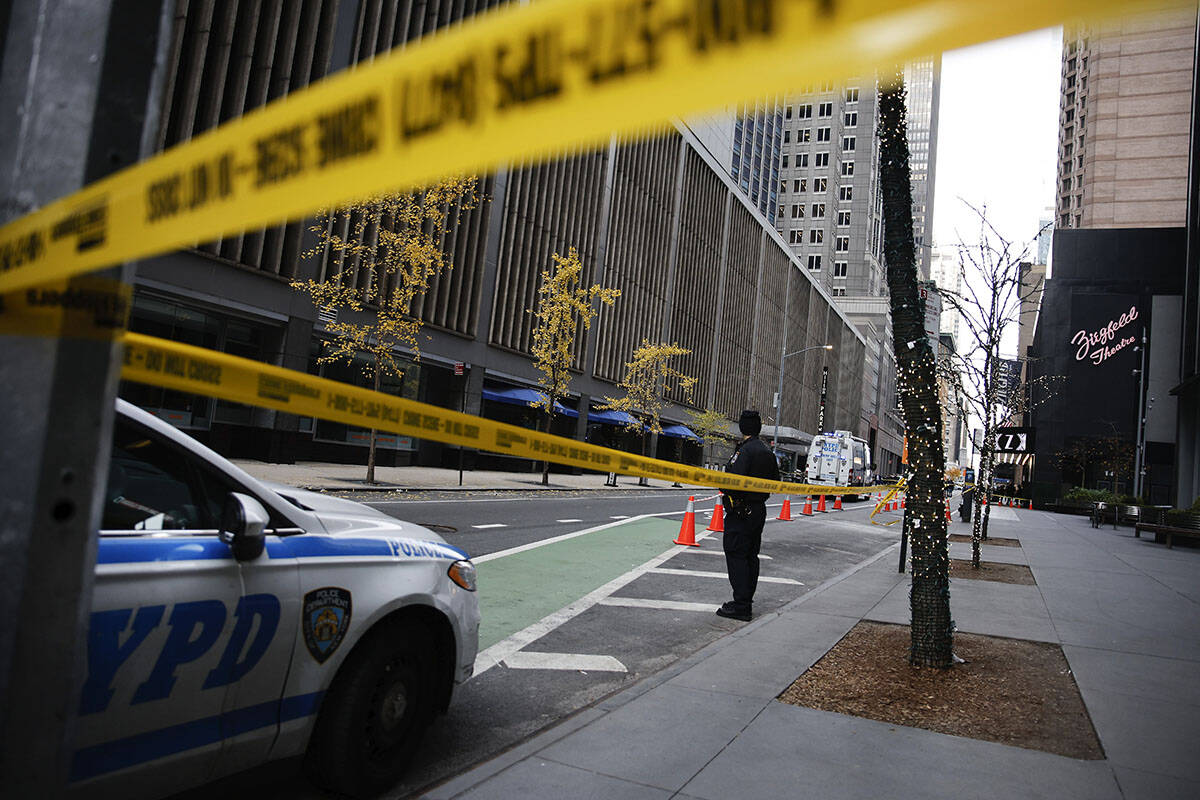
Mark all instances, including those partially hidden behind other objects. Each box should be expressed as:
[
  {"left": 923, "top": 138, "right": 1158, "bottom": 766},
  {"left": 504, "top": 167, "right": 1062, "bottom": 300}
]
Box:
[
  {"left": 900, "top": 496, "right": 906, "bottom": 509},
  {"left": 833, "top": 495, "right": 843, "bottom": 511},
  {"left": 707, "top": 498, "right": 724, "bottom": 532},
  {"left": 801, "top": 496, "right": 814, "bottom": 516},
  {"left": 1027, "top": 499, "right": 1033, "bottom": 509},
  {"left": 816, "top": 494, "right": 827, "bottom": 513},
  {"left": 674, "top": 496, "right": 699, "bottom": 546},
  {"left": 778, "top": 498, "right": 793, "bottom": 521},
  {"left": 945, "top": 502, "right": 952, "bottom": 522}
]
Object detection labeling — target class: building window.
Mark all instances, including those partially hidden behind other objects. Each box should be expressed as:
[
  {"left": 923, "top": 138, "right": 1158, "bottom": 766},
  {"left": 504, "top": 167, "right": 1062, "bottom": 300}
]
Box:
[
  {"left": 794, "top": 178, "right": 806, "bottom": 192},
  {"left": 780, "top": 180, "right": 787, "bottom": 193},
  {"left": 835, "top": 236, "right": 850, "bottom": 252},
  {"left": 844, "top": 111, "right": 857, "bottom": 127},
  {"left": 815, "top": 152, "right": 829, "bottom": 167},
  {"left": 817, "top": 127, "right": 831, "bottom": 142},
  {"left": 1065, "top": 108, "right": 1075, "bottom": 122},
  {"left": 810, "top": 229, "right": 823, "bottom": 244},
  {"left": 842, "top": 136, "right": 856, "bottom": 151},
  {"left": 839, "top": 186, "right": 853, "bottom": 201},
  {"left": 798, "top": 128, "right": 811, "bottom": 143},
  {"left": 845, "top": 88, "right": 859, "bottom": 103},
  {"left": 791, "top": 204, "right": 801, "bottom": 218},
  {"left": 1064, "top": 125, "right": 1074, "bottom": 140},
  {"left": 1063, "top": 143, "right": 1073, "bottom": 157},
  {"left": 784, "top": 130, "right": 791, "bottom": 143},
  {"left": 789, "top": 230, "right": 803, "bottom": 244},
  {"left": 782, "top": 154, "right": 789, "bottom": 168},
  {"left": 819, "top": 102, "right": 833, "bottom": 117},
  {"left": 1062, "top": 159, "right": 1072, "bottom": 174},
  {"left": 1077, "top": 155, "right": 1084, "bottom": 169},
  {"left": 808, "top": 254, "right": 822, "bottom": 270},
  {"left": 837, "top": 210, "right": 851, "bottom": 226},
  {"left": 797, "top": 103, "right": 812, "bottom": 118},
  {"left": 1066, "top": 74, "right": 1076, "bottom": 88},
  {"left": 811, "top": 203, "right": 826, "bottom": 218},
  {"left": 1061, "top": 177, "right": 1071, "bottom": 192},
  {"left": 814, "top": 177, "right": 827, "bottom": 192},
  {"left": 832, "top": 287, "right": 847, "bottom": 297},
  {"left": 833, "top": 261, "right": 848, "bottom": 278},
  {"left": 785, "top": 106, "right": 793, "bottom": 119},
  {"left": 840, "top": 161, "right": 854, "bottom": 176}
]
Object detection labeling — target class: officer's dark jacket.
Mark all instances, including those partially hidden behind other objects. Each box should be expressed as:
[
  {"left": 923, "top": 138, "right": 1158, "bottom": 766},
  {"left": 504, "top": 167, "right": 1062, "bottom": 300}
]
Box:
[{"left": 723, "top": 436, "right": 781, "bottom": 506}]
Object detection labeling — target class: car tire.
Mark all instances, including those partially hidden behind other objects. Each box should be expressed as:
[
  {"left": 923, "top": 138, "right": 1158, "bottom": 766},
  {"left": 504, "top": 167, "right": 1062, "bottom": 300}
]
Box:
[{"left": 305, "top": 620, "right": 436, "bottom": 797}]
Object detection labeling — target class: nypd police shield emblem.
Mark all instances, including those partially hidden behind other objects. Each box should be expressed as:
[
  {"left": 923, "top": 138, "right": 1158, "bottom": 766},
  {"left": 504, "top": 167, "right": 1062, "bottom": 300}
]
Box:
[{"left": 303, "top": 587, "right": 352, "bottom": 664}]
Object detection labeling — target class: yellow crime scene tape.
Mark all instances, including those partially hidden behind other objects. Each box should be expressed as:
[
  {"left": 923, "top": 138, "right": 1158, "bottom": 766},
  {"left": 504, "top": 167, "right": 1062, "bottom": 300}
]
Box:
[
  {"left": 0, "top": 0, "right": 1168, "bottom": 295},
  {"left": 869, "top": 479, "right": 905, "bottom": 526},
  {"left": 122, "top": 332, "right": 896, "bottom": 498}
]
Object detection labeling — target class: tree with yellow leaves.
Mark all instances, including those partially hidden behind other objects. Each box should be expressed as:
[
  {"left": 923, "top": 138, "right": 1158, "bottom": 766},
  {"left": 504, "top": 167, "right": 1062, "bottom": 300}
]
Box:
[
  {"left": 292, "top": 176, "right": 479, "bottom": 483},
  {"left": 601, "top": 341, "right": 697, "bottom": 485},
  {"left": 528, "top": 247, "right": 620, "bottom": 485},
  {"left": 685, "top": 407, "right": 732, "bottom": 469}
]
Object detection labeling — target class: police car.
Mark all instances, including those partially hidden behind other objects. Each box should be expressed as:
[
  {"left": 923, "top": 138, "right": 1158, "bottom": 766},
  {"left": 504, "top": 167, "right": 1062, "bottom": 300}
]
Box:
[{"left": 74, "top": 399, "right": 480, "bottom": 798}]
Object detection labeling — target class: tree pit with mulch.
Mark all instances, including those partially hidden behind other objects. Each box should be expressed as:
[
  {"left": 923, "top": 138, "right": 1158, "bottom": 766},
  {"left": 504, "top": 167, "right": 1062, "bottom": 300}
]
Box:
[
  {"left": 949, "top": 558, "right": 1035, "bottom": 585},
  {"left": 779, "top": 621, "right": 1103, "bottom": 760},
  {"left": 949, "top": 533, "right": 1021, "bottom": 547}
]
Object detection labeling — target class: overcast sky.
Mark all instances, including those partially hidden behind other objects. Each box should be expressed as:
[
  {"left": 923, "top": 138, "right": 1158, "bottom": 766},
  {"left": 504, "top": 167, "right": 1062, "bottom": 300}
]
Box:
[{"left": 932, "top": 27, "right": 1062, "bottom": 262}]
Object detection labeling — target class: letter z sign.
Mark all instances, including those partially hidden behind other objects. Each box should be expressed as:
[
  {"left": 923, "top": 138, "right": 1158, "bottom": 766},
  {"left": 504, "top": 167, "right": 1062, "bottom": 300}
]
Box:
[{"left": 994, "top": 427, "right": 1034, "bottom": 454}]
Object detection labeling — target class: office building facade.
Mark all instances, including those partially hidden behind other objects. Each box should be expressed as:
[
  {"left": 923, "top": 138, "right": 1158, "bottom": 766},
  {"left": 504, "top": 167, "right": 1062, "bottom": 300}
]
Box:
[{"left": 115, "top": 0, "right": 868, "bottom": 471}]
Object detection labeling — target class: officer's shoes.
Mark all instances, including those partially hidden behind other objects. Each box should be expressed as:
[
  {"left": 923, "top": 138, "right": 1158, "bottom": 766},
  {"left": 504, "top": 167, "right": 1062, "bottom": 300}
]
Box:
[{"left": 716, "top": 602, "right": 751, "bottom": 622}]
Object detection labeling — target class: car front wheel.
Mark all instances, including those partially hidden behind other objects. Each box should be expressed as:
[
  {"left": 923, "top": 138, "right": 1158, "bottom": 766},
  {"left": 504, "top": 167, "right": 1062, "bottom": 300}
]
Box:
[{"left": 306, "top": 620, "right": 436, "bottom": 797}]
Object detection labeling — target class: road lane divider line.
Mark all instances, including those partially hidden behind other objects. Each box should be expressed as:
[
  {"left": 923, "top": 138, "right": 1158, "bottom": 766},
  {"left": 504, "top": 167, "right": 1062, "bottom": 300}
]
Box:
[
  {"left": 472, "top": 523, "right": 508, "bottom": 529},
  {"left": 648, "top": 567, "right": 803, "bottom": 585},
  {"left": 501, "top": 652, "right": 627, "bottom": 673},
  {"left": 556, "top": 518, "right": 583, "bottom": 523},
  {"left": 597, "top": 597, "right": 718, "bottom": 613}
]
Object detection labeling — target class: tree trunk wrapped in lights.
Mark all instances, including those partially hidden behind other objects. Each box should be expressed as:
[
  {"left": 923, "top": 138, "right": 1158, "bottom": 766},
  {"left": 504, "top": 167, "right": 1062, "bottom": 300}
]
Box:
[{"left": 878, "top": 71, "right": 953, "bottom": 668}]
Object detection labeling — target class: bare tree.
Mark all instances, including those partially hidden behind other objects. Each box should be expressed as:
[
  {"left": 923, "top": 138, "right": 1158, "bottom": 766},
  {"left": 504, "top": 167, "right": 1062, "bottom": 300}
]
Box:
[{"left": 936, "top": 206, "right": 1060, "bottom": 564}]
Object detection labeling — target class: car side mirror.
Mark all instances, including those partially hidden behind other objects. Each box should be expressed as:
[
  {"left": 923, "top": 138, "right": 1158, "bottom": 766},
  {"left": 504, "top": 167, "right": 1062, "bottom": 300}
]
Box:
[{"left": 220, "top": 492, "right": 269, "bottom": 561}]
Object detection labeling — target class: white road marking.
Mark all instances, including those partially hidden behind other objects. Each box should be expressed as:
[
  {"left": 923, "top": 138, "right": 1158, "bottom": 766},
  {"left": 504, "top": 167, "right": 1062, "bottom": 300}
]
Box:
[
  {"left": 556, "top": 518, "right": 583, "bottom": 523},
  {"left": 649, "top": 567, "right": 803, "bottom": 585},
  {"left": 473, "top": 533, "right": 717, "bottom": 675},
  {"left": 502, "top": 652, "right": 627, "bottom": 673},
  {"left": 473, "top": 509, "right": 701, "bottom": 565},
  {"left": 472, "top": 523, "right": 507, "bottom": 529},
  {"left": 610, "top": 515, "right": 630, "bottom": 519},
  {"left": 598, "top": 597, "right": 717, "bottom": 613},
  {"left": 683, "top": 548, "right": 772, "bottom": 560}
]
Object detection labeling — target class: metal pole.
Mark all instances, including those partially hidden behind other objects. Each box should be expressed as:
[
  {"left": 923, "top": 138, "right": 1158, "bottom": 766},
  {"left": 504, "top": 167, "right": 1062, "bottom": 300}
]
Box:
[
  {"left": 0, "top": 2, "right": 171, "bottom": 792},
  {"left": 1134, "top": 328, "right": 1148, "bottom": 499},
  {"left": 773, "top": 268, "right": 792, "bottom": 453}
]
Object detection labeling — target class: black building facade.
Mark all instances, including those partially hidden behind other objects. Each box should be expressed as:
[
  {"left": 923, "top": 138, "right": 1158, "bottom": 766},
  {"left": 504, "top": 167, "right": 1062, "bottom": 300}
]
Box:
[{"left": 1029, "top": 228, "right": 1186, "bottom": 504}]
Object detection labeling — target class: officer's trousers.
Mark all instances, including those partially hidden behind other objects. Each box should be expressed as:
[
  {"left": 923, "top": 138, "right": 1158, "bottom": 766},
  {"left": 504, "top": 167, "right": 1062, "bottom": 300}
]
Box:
[{"left": 722, "top": 501, "right": 767, "bottom": 613}]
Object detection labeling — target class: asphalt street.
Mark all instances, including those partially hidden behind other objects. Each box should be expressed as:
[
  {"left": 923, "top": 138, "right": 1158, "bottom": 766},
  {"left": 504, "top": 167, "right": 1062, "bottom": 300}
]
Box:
[{"left": 180, "top": 491, "right": 903, "bottom": 800}]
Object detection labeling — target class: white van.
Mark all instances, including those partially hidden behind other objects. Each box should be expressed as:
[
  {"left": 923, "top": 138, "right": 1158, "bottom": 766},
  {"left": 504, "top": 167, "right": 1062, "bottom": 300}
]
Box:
[{"left": 804, "top": 430, "right": 872, "bottom": 499}]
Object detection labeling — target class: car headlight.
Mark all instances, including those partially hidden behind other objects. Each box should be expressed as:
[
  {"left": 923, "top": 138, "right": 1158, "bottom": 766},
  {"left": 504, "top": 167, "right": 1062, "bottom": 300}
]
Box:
[{"left": 447, "top": 560, "right": 477, "bottom": 592}]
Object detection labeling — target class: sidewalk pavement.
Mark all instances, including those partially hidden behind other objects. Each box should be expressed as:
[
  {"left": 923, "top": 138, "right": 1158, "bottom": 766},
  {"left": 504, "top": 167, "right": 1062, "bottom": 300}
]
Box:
[
  {"left": 229, "top": 461, "right": 692, "bottom": 492},
  {"left": 419, "top": 508, "right": 1200, "bottom": 800}
]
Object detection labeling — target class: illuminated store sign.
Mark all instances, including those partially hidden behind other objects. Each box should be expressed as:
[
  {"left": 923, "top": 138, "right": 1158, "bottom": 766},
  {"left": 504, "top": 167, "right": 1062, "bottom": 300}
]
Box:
[{"left": 1070, "top": 305, "right": 1138, "bottom": 366}]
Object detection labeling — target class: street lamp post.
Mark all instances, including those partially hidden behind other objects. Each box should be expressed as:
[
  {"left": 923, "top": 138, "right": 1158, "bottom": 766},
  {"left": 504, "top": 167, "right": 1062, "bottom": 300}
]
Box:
[{"left": 773, "top": 344, "right": 834, "bottom": 453}]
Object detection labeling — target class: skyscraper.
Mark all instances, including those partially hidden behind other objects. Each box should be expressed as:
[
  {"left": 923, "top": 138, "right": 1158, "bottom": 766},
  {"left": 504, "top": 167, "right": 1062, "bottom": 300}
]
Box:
[{"left": 905, "top": 57, "right": 942, "bottom": 281}]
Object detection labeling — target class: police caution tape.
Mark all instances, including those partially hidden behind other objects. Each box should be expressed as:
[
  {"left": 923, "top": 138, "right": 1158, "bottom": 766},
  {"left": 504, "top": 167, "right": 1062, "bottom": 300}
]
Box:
[
  {"left": 0, "top": 0, "right": 1157, "bottom": 295},
  {"left": 122, "top": 332, "right": 896, "bottom": 498}
]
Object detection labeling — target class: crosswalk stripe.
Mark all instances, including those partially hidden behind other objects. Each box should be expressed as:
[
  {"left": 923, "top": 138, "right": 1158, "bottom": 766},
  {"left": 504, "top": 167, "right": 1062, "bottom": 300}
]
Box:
[
  {"left": 648, "top": 567, "right": 803, "bottom": 585},
  {"left": 598, "top": 597, "right": 716, "bottom": 613},
  {"left": 502, "top": 651, "right": 627, "bottom": 673}
]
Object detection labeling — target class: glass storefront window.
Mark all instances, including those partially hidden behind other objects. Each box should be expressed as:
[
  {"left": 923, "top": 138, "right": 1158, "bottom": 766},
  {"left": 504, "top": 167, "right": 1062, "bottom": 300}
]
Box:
[{"left": 310, "top": 342, "right": 420, "bottom": 450}]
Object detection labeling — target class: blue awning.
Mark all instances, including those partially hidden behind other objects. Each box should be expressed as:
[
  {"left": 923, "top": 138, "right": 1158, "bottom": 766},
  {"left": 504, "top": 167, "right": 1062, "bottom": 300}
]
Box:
[
  {"left": 661, "top": 423, "right": 701, "bottom": 442},
  {"left": 587, "top": 407, "right": 639, "bottom": 426},
  {"left": 482, "top": 387, "right": 578, "bottom": 418}
]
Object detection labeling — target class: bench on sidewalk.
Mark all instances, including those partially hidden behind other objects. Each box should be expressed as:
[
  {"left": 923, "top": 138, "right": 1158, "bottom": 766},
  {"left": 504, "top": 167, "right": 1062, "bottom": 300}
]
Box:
[{"left": 1135, "top": 513, "right": 1200, "bottom": 549}]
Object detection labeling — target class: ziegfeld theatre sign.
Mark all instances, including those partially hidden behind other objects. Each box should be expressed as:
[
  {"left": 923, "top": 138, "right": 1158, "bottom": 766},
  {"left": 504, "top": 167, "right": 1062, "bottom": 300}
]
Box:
[{"left": 1070, "top": 305, "right": 1138, "bottom": 366}]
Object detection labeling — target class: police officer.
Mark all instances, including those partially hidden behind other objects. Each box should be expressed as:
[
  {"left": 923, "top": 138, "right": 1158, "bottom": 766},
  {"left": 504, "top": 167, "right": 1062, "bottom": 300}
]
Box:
[{"left": 717, "top": 410, "right": 781, "bottom": 622}]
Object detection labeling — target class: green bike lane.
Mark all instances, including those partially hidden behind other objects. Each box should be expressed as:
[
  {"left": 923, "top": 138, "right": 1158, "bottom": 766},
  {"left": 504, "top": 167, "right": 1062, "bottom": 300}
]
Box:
[{"left": 473, "top": 516, "right": 684, "bottom": 651}]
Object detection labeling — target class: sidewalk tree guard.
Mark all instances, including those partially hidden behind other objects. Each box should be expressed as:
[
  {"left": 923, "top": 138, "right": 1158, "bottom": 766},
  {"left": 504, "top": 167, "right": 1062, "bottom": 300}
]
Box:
[
  {"left": 292, "top": 177, "right": 480, "bottom": 483},
  {"left": 528, "top": 246, "right": 620, "bottom": 485},
  {"left": 879, "top": 71, "right": 953, "bottom": 668}
]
